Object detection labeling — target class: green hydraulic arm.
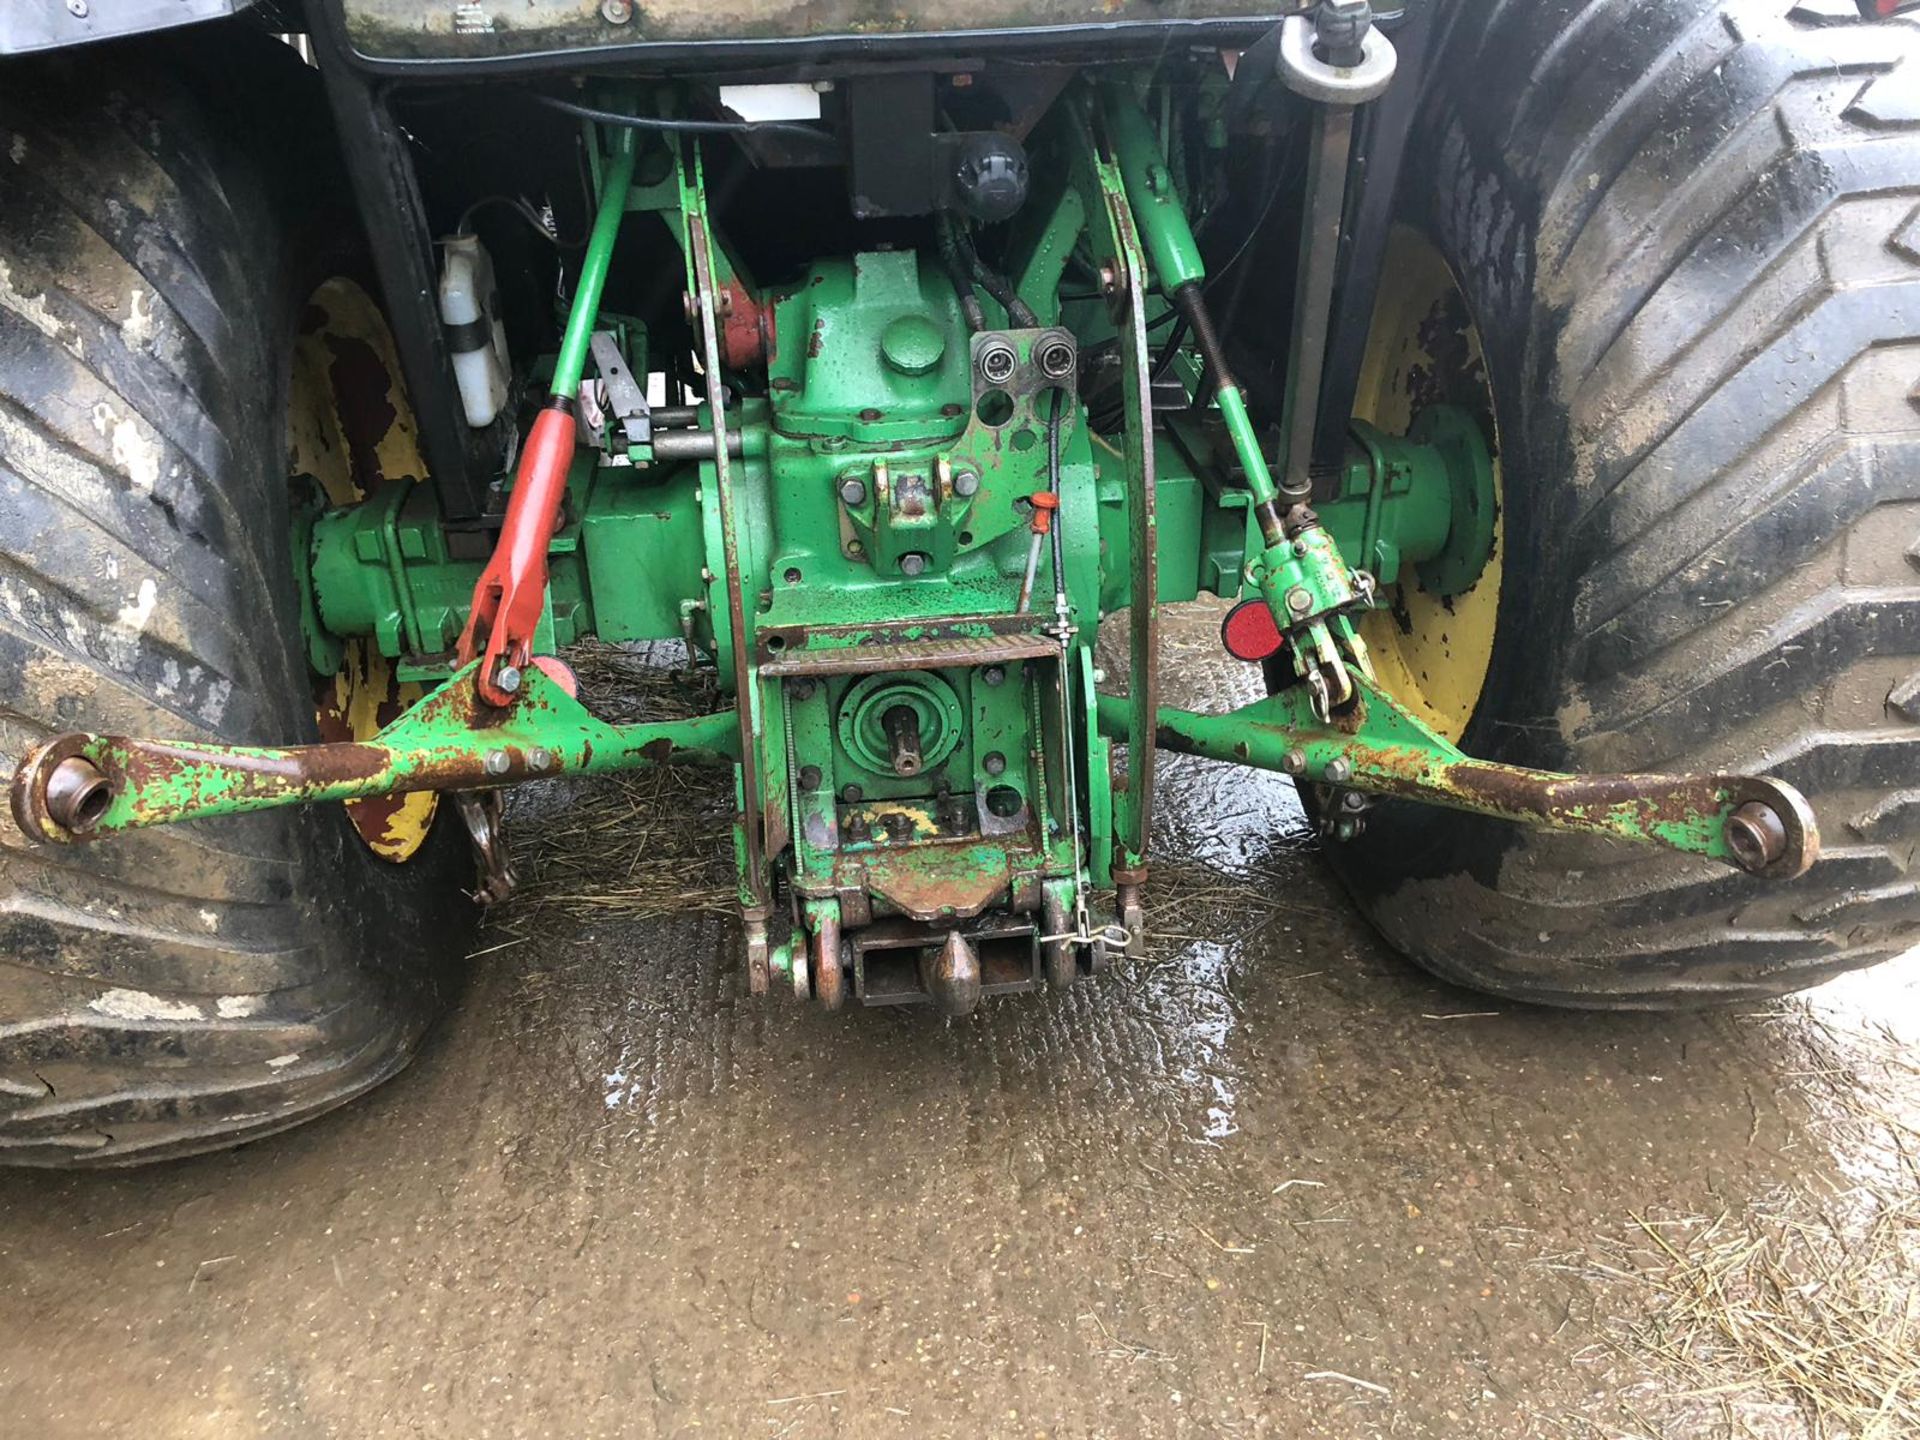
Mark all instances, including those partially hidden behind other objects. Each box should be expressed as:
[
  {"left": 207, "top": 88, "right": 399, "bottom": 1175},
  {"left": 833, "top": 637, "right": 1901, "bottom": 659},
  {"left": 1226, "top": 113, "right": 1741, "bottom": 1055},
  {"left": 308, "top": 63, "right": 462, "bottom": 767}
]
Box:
[
  {"left": 1095, "top": 678, "right": 1817, "bottom": 880},
  {"left": 11, "top": 663, "right": 738, "bottom": 844},
  {"left": 1103, "top": 85, "right": 1374, "bottom": 722}
]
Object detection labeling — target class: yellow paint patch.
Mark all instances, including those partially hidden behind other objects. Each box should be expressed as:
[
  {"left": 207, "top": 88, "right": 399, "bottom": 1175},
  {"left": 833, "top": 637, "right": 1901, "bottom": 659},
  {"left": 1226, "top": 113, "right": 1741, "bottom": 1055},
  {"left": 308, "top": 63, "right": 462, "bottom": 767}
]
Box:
[
  {"left": 293, "top": 277, "right": 437, "bottom": 863},
  {"left": 1350, "top": 226, "right": 1503, "bottom": 744}
]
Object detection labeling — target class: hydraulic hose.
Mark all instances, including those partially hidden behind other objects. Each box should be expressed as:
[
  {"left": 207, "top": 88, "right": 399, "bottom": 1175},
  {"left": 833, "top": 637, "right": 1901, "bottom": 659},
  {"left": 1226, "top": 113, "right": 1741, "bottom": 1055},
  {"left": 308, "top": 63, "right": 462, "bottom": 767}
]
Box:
[
  {"left": 965, "top": 240, "right": 1039, "bottom": 329},
  {"left": 936, "top": 216, "right": 986, "bottom": 333}
]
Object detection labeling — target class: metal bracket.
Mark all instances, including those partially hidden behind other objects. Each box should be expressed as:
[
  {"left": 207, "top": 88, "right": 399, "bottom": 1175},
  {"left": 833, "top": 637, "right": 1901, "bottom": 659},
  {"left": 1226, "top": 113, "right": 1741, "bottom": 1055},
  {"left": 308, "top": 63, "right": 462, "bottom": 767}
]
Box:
[
  {"left": 1276, "top": 11, "right": 1398, "bottom": 106},
  {"left": 10, "top": 662, "right": 739, "bottom": 845},
  {"left": 1082, "top": 131, "right": 1159, "bottom": 878},
  {"left": 590, "top": 330, "right": 651, "bottom": 446},
  {"left": 1094, "top": 677, "right": 1820, "bottom": 880},
  {"left": 678, "top": 141, "right": 771, "bottom": 909}
]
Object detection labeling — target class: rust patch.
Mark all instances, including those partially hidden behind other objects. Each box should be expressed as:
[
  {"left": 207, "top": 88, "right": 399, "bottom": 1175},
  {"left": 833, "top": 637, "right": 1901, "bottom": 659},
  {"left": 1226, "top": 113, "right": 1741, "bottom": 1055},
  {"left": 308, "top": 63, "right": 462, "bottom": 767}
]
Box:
[
  {"left": 324, "top": 332, "right": 402, "bottom": 495},
  {"left": 853, "top": 845, "right": 1011, "bottom": 923}
]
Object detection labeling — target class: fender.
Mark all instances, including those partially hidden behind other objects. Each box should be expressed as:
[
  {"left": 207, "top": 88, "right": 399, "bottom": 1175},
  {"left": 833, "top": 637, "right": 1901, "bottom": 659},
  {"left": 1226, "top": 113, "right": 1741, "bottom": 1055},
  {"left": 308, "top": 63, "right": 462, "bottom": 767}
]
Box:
[{"left": 1, "top": 0, "right": 256, "bottom": 56}]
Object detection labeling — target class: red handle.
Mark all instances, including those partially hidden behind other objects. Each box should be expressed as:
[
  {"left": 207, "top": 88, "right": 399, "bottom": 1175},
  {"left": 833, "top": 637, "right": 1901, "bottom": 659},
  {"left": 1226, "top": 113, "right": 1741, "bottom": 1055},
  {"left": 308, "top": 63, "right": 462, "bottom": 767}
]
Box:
[
  {"left": 1028, "top": 491, "right": 1059, "bottom": 536},
  {"left": 456, "top": 399, "right": 577, "bottom": 706}
]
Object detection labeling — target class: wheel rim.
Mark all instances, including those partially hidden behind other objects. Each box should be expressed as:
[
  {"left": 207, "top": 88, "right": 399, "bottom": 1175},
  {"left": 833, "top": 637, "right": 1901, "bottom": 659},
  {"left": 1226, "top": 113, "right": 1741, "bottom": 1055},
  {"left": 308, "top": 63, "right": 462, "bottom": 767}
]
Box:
[
  {"left": 288, "top": 277, "right": 439, "bottom": 863},
  {"left": 1350, "top": 225, "right": 1504, "bottom": 744}
]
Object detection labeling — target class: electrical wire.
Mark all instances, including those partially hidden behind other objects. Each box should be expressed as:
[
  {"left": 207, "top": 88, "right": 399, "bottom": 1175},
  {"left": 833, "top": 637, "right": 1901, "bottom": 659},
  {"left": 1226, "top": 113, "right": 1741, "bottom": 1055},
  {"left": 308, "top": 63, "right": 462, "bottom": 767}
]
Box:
[
  {"left": 452, "top": 193, "right": 580, "bottom": 247},
  {"left": 525, "top": 91, "right": 831, "bottom": 141}
]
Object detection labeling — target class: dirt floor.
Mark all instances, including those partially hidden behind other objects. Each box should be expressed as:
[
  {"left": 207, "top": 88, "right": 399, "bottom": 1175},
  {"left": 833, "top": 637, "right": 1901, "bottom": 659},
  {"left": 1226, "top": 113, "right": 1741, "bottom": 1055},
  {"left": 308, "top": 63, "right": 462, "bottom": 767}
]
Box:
[{"left": 1, "top": 625, "right": 1916, "bottom": 1439}]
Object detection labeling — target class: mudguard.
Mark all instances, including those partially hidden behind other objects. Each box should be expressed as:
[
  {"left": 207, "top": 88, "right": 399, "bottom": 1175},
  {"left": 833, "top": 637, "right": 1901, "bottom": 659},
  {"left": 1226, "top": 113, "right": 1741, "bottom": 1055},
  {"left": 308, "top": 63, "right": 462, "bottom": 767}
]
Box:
[{"left": 0, "top": 0, "right": 255, "bottom": 56}]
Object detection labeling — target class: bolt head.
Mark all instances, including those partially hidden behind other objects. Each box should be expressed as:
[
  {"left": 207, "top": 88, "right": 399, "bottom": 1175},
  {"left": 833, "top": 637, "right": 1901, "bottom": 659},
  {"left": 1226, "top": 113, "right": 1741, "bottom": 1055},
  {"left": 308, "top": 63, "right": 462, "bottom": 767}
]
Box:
[
  {"left": 484, "top": 749, "right": 512, "bottom": 776},
  {"left": 600, "top": 0, "right": 634, "bottom": 19},
  {"left": 528, "top": 747, "right": 554, "bottom": 772},
  {"left": 1286, "top": 587, "right": 1313, "bottom": 615},
  {"left": 952, "top": 469, "right": 980, "bottom": 498},
  {"left": 840, "top": 784, "right": 863, "bottom": 804},
  {"left": 65, "top": 0, "right": 88, "bottom": 16},
  {"left": 984, "top": 751, "right": 1007, "bottom": 777},
  {"left": 1325, "top": 756, "right": 1353, "bottom": 784},
  {"left": 900, "top": 552, "right": 928, "bottom": 577},
  {"left": 494, "top": 664, "right": 522, "bottom": 694},
  {"left": 1315, "top": 0, "right": 1373, "bottom": 57},
  {"left": 838, "top": 477, "right": 868, "bottom": 506},
  {"left": 1281, "top": 748, "right": 1308, "bottom": 776},
  {"left": 1341, "top": 790, "right": 1368, "bottom": 811},
  {"left": 981, "top": 665, "right": 1005, "bottom": 687}
]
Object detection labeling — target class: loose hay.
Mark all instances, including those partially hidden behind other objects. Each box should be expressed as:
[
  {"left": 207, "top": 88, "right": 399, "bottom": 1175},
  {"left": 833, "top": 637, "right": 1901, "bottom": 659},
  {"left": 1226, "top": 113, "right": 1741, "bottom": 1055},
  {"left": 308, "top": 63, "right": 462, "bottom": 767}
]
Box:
[
  {"left": 1591, "top": 1005, "right": 1920, "bottom": 1439},
  {"left": 491, "top": 631, "right": 1309, "bottom": 951},
  {"left": 484, "top": 640, "right": 737, "bottom": 934}
]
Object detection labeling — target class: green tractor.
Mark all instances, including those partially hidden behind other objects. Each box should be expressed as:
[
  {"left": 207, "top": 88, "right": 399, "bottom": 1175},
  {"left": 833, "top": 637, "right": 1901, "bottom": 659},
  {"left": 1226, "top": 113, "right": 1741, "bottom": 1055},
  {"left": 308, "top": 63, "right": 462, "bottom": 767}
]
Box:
[{"left": 1, "top": 0, "right": 1915, "bottom": 1163}]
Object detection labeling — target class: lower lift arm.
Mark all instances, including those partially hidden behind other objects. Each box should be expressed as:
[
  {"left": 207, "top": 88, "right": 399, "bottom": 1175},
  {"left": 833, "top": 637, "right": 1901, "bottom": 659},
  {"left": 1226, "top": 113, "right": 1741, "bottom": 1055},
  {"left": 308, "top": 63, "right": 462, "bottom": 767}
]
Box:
[
  {"left": 1096, "top": 676, "right": 1817, "bottom": 879},
  {"left": 13, "top": 653, "right": 1816, "bottom": 881},
  {"left": 12, "top": 664, "right": 736, "bottom": 844}
]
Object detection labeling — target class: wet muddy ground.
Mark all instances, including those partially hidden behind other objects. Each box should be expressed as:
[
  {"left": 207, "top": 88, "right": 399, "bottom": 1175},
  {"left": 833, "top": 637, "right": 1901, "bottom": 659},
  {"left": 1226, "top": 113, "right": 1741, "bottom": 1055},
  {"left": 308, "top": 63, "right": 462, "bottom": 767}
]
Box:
[{"left": 1, "top": 628, "right": 1915, "bottom": 1439}]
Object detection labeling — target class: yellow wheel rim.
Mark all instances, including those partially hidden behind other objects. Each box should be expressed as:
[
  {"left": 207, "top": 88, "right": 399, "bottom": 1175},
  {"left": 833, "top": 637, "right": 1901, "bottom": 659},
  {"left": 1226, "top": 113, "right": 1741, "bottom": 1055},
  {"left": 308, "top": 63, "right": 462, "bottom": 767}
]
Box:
[
  {"left": 1351, "top": 225, "right": 1504, "bottom": 743},
  {"left": 288, "top": 277, "right": 437, "bottom": 863}
]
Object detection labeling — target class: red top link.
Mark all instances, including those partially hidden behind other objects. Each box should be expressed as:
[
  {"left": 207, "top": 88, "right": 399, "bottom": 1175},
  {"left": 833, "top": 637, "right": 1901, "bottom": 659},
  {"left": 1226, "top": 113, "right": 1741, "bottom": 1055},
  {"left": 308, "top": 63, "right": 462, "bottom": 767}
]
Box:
[{"left": 455, "top": 398, "right": 578, "bottom": 706}]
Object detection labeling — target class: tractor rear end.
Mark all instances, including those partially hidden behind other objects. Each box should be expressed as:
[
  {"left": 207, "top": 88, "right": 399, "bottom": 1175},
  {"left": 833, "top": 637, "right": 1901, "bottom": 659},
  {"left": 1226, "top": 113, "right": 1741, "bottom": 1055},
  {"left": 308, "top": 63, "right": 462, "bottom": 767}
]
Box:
[{"left": 3, "top": 0, "right": 1916, "bottom": 1161}]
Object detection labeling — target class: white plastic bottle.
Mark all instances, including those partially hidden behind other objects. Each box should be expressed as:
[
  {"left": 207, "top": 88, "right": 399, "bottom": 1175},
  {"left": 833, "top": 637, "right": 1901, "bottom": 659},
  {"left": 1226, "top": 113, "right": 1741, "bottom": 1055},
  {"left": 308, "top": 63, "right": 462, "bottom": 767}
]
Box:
[{"left": 438, "top": 234, "right": 510, "bottom": 428}]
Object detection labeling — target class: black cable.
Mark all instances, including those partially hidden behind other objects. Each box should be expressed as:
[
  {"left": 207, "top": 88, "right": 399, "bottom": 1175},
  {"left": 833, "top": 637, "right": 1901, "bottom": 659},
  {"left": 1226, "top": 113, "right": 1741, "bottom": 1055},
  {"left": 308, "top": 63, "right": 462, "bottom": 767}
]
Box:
[
  {"left": 961, "top": 235, "right": 1039, "bottom": 329},
  {"left": 453, "top": 193, "right": 581, "bottom": 247},
  {"left": 936, "top": 216, "right": 986, "bottom": 334},
  {"left": 1150, "top": 317, "right": 1190, "bottom": 385},
  {"left": 526, "top": 91, "right": 830, "bottom": 141}
]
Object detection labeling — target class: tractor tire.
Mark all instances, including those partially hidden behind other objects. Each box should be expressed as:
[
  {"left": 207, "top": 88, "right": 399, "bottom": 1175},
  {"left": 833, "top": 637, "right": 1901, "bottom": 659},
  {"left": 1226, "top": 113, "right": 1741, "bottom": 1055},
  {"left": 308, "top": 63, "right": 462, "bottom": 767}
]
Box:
[
  {"left": 0, "top": 33, "right": 473, "bottom": 1164},
  {"left": 1321, "top": 0, "right": 1920, "bottom": 1007}
]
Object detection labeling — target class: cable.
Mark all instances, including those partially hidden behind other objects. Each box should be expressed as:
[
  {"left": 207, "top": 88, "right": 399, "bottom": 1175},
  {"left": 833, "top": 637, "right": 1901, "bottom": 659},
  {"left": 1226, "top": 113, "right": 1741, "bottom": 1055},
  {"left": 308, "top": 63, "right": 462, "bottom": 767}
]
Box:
[
  {"left": 525, "top": 91, "right": 830, "bottom": 141},
  {"left": 960, "top": 230, "right": 1039, "bottom": 329},
  {"left": 936, "top": 216, "right": 986, "bottom": 333},
  {"left": 452, "top": 193, "right": 580, "bottom": 247},
  {"left": 1150, "top": 317, "right": 1190, "bottom": 385}
]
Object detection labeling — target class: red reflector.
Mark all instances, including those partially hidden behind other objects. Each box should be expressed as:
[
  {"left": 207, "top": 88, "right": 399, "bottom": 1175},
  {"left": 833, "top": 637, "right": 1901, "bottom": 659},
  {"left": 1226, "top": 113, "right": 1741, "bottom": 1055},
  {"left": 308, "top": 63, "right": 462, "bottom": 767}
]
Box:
[
  {"left": 1220, "top": 599, "right": 1285, "bottom": 662},
  {"left": 531, "top": 655, "right": 579, "bottom": 698}
]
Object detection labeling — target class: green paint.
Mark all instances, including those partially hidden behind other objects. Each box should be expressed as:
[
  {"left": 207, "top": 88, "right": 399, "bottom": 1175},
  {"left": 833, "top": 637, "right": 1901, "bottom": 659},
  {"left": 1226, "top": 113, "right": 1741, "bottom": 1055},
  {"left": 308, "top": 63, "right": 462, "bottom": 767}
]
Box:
[
  {"left": 65, "top": 79, "right": 1544, "bottom": 957},
  {"left": 1093, "top": 677, "right": 1757, "bottom": 868},
  {"left": 553, "top": 129, "right": 637, "bottom": 401},
  {"left": 1101, "top": 85, "right": 1204, "bottom": 292},
  {"left": 68, "top": 663, "right": 737, "bottom": 837},
  {"left": 880, "top": 313, "right": 947, "bottom": 377}
]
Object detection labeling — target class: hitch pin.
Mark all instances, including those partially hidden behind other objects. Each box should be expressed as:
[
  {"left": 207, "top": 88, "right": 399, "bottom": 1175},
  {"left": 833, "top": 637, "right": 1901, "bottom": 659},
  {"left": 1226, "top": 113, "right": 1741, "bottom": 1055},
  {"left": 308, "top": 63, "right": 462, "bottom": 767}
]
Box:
[{"left": 1015, "top": 491, "right": 1059, "bottom": 614}]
